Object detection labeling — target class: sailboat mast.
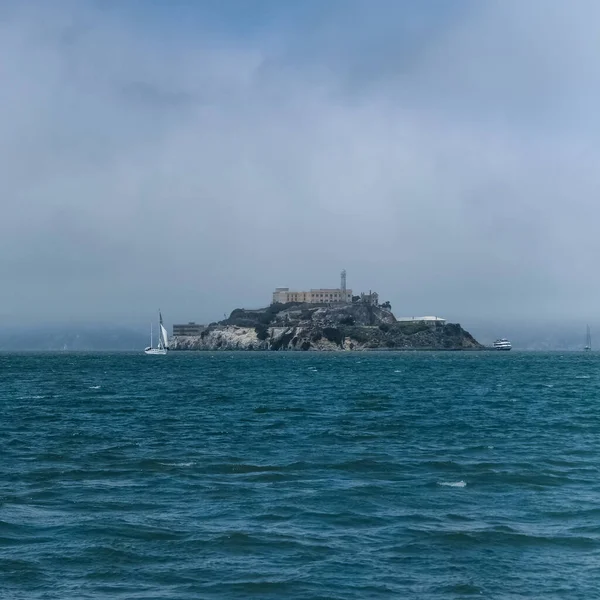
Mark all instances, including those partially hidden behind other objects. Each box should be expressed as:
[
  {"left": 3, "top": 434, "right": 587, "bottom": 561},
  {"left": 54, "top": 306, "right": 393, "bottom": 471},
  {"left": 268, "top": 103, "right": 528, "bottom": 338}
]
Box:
[
  {"left": 588, "top": 325, "right": 592, "bottom": 350},
  {"left": 150, "top": 322, "right": 153, "bottom": 348},
  {"left": 158, "top": 310, "right": 163, "bottom": 349},
  {"left": 585, "top": 325, "right": 591, "bottom": 351}
]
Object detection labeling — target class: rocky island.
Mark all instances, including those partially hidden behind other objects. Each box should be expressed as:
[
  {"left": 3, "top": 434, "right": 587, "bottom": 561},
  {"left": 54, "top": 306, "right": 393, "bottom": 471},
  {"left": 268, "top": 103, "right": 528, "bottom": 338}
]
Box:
[{"left": 169, "top": 302, "right": 482, "bottom": 351}]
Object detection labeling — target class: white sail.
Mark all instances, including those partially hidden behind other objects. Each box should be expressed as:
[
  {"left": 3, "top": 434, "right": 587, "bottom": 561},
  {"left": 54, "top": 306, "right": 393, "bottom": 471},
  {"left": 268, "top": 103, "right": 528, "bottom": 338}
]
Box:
[{"left": 160, "top": 324, "right": 169, "bottom": 349}]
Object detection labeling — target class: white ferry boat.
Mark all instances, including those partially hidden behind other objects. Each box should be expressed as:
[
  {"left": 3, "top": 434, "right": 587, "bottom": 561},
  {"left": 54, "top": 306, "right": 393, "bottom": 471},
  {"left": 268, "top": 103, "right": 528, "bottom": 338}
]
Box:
[{"left": 493, "top": 338, "right": 512, "bottom": 351}]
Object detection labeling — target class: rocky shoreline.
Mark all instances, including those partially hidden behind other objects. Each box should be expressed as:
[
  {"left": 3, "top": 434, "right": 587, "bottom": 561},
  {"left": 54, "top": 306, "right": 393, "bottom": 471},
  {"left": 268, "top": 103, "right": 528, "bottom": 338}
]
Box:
[{"left": 169, "top": 302, "right": 483, "bottom": 352}]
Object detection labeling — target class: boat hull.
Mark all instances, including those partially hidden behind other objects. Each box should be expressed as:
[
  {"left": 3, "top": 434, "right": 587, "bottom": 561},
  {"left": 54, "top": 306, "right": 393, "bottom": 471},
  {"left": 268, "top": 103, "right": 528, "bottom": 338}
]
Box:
[{"left": 144, "top": 347, "right": 167, "bottom": 355}]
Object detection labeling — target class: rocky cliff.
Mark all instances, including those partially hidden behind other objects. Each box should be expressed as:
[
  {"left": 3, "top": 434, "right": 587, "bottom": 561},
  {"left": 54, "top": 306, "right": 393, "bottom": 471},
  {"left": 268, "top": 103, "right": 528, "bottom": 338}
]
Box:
[{"left": 169, "top": 302, "right": 483, "bottom": 351}]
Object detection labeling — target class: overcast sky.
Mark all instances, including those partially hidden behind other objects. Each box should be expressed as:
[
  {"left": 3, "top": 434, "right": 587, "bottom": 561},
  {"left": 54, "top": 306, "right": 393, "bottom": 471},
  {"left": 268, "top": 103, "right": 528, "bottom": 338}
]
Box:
[{"left": 0, "top": 0, "right": 598, "bottom": 328}]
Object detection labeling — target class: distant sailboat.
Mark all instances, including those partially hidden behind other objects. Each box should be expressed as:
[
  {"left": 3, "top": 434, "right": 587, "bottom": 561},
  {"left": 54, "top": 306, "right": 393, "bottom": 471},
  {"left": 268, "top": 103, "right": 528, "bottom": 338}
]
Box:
[
  {"left": 584, "top": 325, "right": 591, "bottom": 351},
  {"left": 144, "top": 310, "right": 169, "bottom": 355}
]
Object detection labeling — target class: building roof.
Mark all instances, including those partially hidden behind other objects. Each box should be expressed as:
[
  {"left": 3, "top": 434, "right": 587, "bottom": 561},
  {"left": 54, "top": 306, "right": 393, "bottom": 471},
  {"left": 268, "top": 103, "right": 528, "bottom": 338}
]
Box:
[{"left": 396, "top": 316, "right": 446, "bottom": 322}]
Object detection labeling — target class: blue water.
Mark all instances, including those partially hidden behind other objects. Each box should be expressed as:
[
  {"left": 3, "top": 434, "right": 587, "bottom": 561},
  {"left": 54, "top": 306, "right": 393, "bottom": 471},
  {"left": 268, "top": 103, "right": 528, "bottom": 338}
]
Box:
[{"left": 2, "top": 351, "right": 600, "bottom": 598}]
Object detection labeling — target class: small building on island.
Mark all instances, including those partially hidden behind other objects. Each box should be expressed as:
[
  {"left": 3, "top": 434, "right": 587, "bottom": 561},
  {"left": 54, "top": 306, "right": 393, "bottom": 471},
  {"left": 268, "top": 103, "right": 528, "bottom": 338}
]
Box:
[
  {"left": 172, "top": 322, "right": 206, "bottom": 337},
  {"left": 360, "top": 291, "right": 379, "bottom": 306},
  {"left": 396, "top": 316, "right": 446, "bottom": 325}
]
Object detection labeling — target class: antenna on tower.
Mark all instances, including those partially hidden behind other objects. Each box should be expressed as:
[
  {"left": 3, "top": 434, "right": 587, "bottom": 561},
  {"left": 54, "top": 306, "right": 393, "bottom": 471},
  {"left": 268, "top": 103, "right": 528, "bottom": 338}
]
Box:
[{"left": 341, "top": 269, "right": 347, "bottom": 302}]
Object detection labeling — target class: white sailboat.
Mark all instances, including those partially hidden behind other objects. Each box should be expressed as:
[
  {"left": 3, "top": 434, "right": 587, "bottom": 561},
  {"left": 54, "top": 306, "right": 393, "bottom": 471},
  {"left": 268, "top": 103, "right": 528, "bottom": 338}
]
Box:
[
  {"left": 584, "top": 325, "right": 591, "bottom": 351},
  {"left": 144, "top": 310, "right": 169, "bottom": 355}
]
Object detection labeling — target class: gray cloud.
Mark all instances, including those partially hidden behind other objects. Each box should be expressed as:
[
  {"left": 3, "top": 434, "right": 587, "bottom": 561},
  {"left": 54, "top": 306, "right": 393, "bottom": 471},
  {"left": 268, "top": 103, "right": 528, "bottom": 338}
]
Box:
[{"left": 0, "top": 0, "right": 598, "bottom": 332}]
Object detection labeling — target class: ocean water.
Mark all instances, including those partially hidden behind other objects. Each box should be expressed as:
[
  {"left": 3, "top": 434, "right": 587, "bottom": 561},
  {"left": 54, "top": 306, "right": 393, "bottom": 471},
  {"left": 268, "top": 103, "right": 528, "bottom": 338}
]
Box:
[{"left": 2, "top": 351, "right": 600, "bottom": 599}]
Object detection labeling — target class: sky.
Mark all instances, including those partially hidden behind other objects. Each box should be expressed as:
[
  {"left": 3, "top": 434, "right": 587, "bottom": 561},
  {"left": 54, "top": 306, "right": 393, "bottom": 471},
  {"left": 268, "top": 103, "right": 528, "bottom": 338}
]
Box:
[{"left": 0, "top": 0, "right": 599, "bottom": 330}]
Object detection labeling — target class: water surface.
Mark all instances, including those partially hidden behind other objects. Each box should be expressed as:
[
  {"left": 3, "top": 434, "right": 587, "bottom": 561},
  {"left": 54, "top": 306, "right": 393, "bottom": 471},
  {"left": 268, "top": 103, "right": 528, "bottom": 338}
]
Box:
[{"left": 2, "top": 351, "right": 599, "bottom": 598}]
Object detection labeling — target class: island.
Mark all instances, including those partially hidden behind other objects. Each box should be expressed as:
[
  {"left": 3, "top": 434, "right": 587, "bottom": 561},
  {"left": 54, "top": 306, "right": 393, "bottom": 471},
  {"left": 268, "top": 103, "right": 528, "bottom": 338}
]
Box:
[{"left": 168, "top": 301, "right": 483, "bottom": 351}]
